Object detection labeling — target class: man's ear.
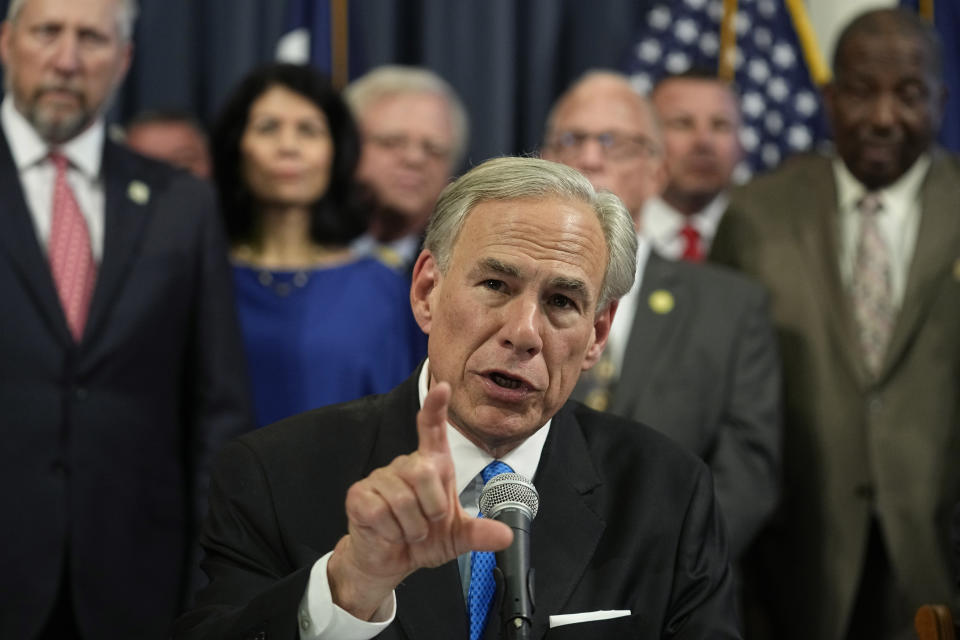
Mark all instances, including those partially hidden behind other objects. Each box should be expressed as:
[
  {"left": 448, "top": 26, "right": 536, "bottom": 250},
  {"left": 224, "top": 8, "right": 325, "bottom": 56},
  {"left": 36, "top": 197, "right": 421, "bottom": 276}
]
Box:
[
  {"left": 410, "top": 249, "right": 440, "bottom": 334},
  {"left": 582, "top": 299, "right": 618, "bottom": 370}
]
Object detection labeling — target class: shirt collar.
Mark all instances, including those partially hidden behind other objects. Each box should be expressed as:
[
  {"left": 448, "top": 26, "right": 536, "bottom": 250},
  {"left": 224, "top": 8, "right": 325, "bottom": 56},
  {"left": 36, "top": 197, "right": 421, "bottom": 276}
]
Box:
[
  {"left": 642, "top": 192, "right": 728, "bottom": 236},
  {"left": 833, "top": 153, "right": 931, "bottom": 213},
  {"left": 417, "top": 359, "right": 549, "bottom": 495},
  {"left": 2, "top": 95, "right": 105, "bottom": 180}
]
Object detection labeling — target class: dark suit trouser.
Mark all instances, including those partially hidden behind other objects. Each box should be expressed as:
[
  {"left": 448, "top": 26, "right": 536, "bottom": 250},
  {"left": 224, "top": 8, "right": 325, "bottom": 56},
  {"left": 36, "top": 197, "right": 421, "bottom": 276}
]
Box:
[
  {"left": 846, "top": 518, "right": 913, "bottom": 640},
  {"left": 37, "top": 558, "right": 80, "bottom": 640}
]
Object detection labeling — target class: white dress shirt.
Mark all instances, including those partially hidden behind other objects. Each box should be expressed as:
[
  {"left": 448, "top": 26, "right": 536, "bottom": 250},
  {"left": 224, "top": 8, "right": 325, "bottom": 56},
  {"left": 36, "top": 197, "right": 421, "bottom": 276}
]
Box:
[
  {"left": 640, "top": 193, "right": 727, "bottom": 260},
  {"left": 605, "top": 235, "right": 651, "bottom": 378},
  {"left": 2, "top": 96, "right": 107, "bottom": 262},
  {"left": 297, "top": 360, "right": 550, "bottom": 639},
  {"left": 833, "top": 155, "right": 929, "bottom": 309}
]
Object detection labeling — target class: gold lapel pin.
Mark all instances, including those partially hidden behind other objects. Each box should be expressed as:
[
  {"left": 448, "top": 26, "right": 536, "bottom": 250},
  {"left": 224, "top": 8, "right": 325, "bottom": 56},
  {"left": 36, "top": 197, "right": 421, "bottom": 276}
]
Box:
[
  {"left": 648, "top": 289, "right": 674, "bottom": 314},
  {"left": 127, "top": 180, "right": 150, "bottom": 205}
]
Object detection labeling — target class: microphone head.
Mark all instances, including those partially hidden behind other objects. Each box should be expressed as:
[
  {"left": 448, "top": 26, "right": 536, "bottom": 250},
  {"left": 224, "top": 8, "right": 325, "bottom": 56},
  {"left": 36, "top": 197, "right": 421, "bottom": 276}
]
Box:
[{"left": 479, "top": 471, "right": 539, "bottom": 520}]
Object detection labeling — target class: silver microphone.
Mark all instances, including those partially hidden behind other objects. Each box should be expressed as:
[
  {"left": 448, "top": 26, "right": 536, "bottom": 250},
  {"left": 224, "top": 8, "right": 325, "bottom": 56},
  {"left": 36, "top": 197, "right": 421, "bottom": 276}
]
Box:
[{"left": 479, "top": 472, "right": 539, "bottom": 639}]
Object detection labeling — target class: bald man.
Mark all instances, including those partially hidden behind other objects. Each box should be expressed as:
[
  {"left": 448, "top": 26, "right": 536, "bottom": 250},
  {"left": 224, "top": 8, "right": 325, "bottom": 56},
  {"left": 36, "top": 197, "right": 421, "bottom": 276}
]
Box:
[{"left": 542, "top": 71, "right": 782, "bottom": 560}]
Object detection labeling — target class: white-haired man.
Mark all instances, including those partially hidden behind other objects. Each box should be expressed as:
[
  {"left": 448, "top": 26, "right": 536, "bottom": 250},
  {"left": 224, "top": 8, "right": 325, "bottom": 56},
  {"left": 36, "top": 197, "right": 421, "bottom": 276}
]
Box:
[
  {"left": 0, "top": 0, "right": 253, "bottom": 637},
  {"left": 542, "top": 71, "right": 781, "bottom": 561},
  {"left": 176, "top": 157, "right": 742, "bottom": 640},
  {"left": 345, "top": 65, "right": 467, "bottom": 271}
]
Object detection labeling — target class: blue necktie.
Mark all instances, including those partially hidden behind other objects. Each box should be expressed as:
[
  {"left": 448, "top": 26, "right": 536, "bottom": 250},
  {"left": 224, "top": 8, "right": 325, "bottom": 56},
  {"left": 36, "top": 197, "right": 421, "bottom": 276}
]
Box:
[{"left": 467, "top": 460, "right": 513, "bottom": 640}]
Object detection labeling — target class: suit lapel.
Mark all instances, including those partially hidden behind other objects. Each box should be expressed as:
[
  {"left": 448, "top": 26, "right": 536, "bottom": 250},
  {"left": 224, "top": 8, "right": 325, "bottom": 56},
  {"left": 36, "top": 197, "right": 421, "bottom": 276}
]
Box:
[
  {"left": 0, "top": 128, "right": 73, "bottom": 345},
  {"left": 371, "top": 374, "right": 607, "bottom": 639},
  {"left": 611, "top": 251, "right": 684, "bottom": 416},
  {"left": 82, "top": 141, "right": 155, "bottom": 345},
  {"left": 525, "top": 406, "right": 605, "bottom": 639},
  {"left": 794, "top": 158, "right": 867, "bottom": 386},
  {"left": 879, "top": 151, "right": 960, "bottom": 381},
  {"left": 371, "top": 370, "right": 472, "bottom": 640}
]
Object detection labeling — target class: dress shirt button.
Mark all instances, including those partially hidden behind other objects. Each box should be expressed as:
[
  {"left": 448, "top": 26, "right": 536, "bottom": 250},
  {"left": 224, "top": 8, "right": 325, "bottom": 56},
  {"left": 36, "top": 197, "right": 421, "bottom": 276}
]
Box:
[{"left": 300, "top": 611, "right": 311, "bottom": 631}]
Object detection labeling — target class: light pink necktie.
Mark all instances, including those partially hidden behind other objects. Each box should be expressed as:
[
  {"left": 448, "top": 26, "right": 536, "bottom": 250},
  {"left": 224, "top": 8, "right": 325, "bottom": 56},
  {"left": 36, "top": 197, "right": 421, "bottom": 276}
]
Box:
[
  {"left": 48, "top": 152, "right": 96, "bottom": 342},
  {"left": 850, "top": 193, "right": 894, "bottom": 375}
]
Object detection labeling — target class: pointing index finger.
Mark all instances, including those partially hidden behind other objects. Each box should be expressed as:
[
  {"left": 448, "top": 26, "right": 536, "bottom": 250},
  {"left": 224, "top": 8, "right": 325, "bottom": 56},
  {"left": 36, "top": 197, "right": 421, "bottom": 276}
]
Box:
[{"left": 417, "top": 381, "right": 452, "bottom": 458}]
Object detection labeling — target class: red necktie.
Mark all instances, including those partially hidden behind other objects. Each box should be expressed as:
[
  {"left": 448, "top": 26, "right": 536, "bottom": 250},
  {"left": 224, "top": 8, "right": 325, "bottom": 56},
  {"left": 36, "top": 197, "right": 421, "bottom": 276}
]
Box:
[
  {"left": 48, "top": 152, "right": 96, "bottom": 341},
  {"left": 679, "top": 223, "right": 704, "bottom": 262}
]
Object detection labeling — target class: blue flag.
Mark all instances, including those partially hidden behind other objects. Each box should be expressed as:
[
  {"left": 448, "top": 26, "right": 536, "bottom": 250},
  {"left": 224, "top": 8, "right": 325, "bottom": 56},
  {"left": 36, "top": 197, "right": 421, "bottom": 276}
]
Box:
[
  {"left": 900, "top": 0, "right": 960, "bottom": 153},
  {"left": 624, "top": 0, "right": 829, "bottom": 178},
  {"left": 276, "top": 0, "right": 364, "bottom": 84}
]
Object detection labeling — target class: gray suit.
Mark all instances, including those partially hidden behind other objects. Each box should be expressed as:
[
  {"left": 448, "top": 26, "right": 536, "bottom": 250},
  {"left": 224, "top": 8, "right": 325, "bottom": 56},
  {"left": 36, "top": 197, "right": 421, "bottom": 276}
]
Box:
[
  {"left": 711, "top": 151, "right": 960, "bottom": 639},
  {"left": 573, "top": 251, "right": 782, "bottom": 558}
]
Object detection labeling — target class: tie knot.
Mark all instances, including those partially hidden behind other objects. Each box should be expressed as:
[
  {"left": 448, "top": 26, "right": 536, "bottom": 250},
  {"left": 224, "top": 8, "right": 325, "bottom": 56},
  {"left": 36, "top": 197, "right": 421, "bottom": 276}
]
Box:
[
  {"left": 481, "top": 460, "right": 513, "bottom": 484},
  {"left": 858, "top": 193, "right": 883, "bottom": 216},
  {"left": 679, "top": 223, "right": 700, "bottom": 241},
  {"left": 49, "top": 151, "right": 69, "bottom": 172}
]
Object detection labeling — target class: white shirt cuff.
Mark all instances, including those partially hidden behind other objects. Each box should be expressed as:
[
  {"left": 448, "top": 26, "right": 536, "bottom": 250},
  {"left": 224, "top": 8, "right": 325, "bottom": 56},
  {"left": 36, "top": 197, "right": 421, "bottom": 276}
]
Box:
[{"left": 297, "top": 551, "right": 396, "bottom": 640}]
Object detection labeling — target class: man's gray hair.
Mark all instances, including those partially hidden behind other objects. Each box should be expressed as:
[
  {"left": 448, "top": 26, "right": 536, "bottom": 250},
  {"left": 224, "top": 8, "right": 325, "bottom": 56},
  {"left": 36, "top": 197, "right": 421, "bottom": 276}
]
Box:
[
  {"left": 424, "top": 156, "right": 637, "bottom": 311},
  {"left": 6, "top": 0, "right": 139, "bottom": 41},
  {"left": 344, "top": 65, "right": 469, "bottom": 166}
]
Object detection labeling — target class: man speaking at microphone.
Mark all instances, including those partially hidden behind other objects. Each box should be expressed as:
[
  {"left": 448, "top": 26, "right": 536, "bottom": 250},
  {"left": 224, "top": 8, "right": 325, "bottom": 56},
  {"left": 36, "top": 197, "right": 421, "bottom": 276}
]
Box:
[{"left": 176, "top": 157, "right": 740, "bottom": 639}]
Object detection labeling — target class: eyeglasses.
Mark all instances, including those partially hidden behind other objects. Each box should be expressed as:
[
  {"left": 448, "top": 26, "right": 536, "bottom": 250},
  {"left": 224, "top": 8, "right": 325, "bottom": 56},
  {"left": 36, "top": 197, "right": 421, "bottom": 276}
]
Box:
[
  {"left": 546, "top": 130, "right": 660, "bottom": 161},
  {"left": 367, "top": 133, "right": 452, "bottom": 162}
]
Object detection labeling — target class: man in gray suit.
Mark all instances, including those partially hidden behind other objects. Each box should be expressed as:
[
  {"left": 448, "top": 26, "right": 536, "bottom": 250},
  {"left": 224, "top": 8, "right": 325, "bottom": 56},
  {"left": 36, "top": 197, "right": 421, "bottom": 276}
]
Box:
[
  {"left": 711, "top": 8, "right": 960, "bottom": 639},
  {"left": 541, "top": 71, "right": 782, "bottom": 560}
]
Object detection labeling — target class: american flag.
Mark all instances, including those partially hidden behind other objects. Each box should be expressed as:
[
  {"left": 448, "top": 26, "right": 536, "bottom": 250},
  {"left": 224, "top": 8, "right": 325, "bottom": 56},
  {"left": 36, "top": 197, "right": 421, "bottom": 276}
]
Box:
[{"left": 624, "top": 0, "right": 829, "bottom": 179}]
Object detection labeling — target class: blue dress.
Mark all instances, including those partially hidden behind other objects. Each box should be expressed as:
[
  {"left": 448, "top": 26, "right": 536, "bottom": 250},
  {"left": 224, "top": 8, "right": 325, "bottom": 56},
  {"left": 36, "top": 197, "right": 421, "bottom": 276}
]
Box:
[{"left": 233, "top": 257, "right": 427, "bottom": 427}]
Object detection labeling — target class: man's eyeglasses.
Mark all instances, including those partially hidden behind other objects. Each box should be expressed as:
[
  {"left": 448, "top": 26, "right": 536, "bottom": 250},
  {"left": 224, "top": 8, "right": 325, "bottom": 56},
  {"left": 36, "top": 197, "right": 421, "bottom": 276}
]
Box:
[
  {"left": 546, "top": 130, "right": 660, "bottom": 161},
  {"left": 367, "top": 133, "right": 452, "bottom": 162}
]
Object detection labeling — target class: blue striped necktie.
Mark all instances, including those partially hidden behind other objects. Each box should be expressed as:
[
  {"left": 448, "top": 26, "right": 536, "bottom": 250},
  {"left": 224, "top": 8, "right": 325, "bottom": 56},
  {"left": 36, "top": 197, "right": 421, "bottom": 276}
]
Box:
[{"left": 467, "top": 460, "right": 513, "bottom": 640}]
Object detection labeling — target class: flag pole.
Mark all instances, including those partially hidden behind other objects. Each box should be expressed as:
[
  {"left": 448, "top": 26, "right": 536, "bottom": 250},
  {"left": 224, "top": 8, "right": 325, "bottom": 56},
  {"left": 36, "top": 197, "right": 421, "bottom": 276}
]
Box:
[
  {"left": 331, "top": 0, "right": 349, "bottom": 89},
  {"left": 719, "top": 0, "right": 738, "bottom": 82}
]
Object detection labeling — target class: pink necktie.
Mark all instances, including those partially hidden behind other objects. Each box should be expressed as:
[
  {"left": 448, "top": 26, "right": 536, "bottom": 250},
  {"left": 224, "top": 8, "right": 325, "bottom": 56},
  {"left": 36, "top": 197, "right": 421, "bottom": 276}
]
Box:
[
  {"left": 851, "top": 193, "right": 894, "bottom": 375},
  {"left": 679, "top": 223, "right": 704, "bottom": 262},
  {"left": 48, "top": 152, "right": 96, "bottom": 342}
]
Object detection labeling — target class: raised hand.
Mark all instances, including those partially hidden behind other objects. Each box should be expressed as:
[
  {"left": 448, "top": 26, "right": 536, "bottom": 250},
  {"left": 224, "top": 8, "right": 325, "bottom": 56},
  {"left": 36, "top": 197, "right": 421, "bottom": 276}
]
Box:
[{"left": 327, "top": 381, "right": 514, "bottom": 620}]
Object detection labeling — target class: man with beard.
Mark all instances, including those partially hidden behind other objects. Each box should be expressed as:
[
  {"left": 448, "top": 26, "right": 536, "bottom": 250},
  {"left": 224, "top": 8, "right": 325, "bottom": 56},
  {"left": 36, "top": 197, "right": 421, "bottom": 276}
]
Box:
[
  {"left": 344, "top": 65, "right": 467, "bottom": 272},
  {"left": 712, "top": 8, "right": 960, "bottom": 639},
  {"left": 642, "top": 70, "right": 743, "bottom": 262},
  {"left": 0, "top": 0, "right": 253, "bottom": 638}
]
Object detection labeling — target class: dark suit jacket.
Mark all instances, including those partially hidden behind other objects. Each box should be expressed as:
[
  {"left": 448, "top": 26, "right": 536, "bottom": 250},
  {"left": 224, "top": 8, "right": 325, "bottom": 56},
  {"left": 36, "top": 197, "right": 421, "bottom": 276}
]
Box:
[
  {"left": 0, "top": 129, "right": 254, "bottom": 638},
  {"left": 574, "top": 251, "right": 781, "bottom": 558},
  {"left": 175, "top": 368, "right": 742, "bottom": 639},
  {"left": 711, "top": 151, "right": 960, "bottom": 639}
]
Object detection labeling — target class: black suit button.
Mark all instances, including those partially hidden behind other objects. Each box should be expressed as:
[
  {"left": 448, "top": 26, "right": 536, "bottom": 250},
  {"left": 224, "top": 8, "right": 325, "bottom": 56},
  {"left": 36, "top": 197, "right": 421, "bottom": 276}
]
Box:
[
  {"left": 51, "top": 460, "right": 68, "bottom": 476},
  {"left": 854, "top": 483, "right": 874, "bottom": 500},
  {"left": 75, "top": 387, "right": 88, "bottom": 401}
]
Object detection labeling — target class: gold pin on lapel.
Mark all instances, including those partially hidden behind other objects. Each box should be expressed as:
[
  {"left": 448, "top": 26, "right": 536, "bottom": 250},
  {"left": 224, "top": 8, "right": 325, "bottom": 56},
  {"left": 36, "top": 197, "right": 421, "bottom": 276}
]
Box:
[
  {"left": 953, "top": 258, "right": 960, "bottom": 282},
  {"left": 648, "top": 289, "right": 674, "bottom": 314},
  {"left": 127, "top": 180, "right": 150, "bottom": 205}
]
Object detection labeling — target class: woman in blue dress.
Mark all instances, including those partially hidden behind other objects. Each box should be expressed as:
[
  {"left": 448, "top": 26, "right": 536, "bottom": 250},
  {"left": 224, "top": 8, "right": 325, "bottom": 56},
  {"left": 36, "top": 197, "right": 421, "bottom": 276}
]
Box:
[{"left": 212, "top": 64, "right": 426, "bottom": 427}]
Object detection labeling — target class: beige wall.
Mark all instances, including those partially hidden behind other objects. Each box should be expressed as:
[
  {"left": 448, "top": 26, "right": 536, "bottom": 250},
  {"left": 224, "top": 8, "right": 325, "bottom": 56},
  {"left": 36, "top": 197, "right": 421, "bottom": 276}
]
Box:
[{"left": 806, "top": 0, "right": 897, "bottom": 66}]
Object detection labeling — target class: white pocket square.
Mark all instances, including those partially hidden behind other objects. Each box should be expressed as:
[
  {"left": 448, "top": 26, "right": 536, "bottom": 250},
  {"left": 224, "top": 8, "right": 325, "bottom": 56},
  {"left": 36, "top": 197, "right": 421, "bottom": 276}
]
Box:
[{"left": 549, "top": 610, "right": 632, "bottom": 628}]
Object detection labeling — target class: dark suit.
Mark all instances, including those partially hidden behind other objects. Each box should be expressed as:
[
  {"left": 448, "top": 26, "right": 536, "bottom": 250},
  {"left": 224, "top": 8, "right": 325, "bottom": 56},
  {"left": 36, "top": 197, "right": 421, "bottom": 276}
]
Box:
[
  {"left": 573, "top": 251, "right": 781, "bottom": 558},
  {"left": 711, "top": 151, "right": 960, "bottom": 639},
  {"left": 0, "top": 128, "right": 254, "bottom": 639},
  {"left": 175, "top": 368, "right": 742, "bottom": 639}
]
